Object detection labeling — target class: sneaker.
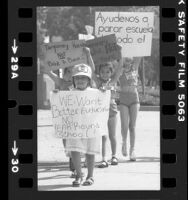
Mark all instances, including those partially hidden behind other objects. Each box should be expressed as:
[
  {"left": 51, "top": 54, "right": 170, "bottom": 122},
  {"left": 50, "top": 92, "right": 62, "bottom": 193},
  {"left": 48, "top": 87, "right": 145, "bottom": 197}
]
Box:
[
  {"left": 129, "top": 149, "right": 136, "bottom": 161},
  {"left": 122, "top": 142, "right": 128, "bottom": 156}
]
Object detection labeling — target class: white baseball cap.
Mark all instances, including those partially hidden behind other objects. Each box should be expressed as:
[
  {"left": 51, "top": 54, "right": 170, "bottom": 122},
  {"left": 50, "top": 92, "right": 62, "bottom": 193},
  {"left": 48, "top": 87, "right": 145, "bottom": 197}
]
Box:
[{"left": 72, "top": 64, "right": 92, "bottom": 79}]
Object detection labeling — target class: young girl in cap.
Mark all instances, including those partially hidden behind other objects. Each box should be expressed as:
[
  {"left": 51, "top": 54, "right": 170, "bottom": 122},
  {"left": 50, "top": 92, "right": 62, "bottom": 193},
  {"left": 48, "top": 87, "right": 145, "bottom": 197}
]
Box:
[
  {"left": 65, "top": 61, "right": 101, "bottom": 187},
  {"left": 84, "top": 47, "right": 123, "bottom": 168}
]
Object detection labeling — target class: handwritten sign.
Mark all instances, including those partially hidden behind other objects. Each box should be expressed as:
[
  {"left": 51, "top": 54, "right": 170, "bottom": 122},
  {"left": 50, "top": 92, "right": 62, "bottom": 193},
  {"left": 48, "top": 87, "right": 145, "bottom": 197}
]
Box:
[
  {"left": 95, "top": 12, "right": 154, "bottom": 57},
  {"left": 50, "top": 90, "right": 111, "bottom": 138},
  {"left": 78, "top": 34, "right": 94, "bottom": 41},
  {"left": 42, "top": 40, "right": 87, "bottom": 71},
  {"left": 86, "top": 34, "right": 121, "bottom": 65}
]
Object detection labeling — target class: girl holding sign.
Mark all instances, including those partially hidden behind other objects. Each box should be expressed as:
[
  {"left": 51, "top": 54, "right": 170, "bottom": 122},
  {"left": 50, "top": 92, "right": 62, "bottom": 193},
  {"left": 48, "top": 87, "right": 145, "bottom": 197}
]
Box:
[
  {"left": 65, "top": 63, "right": 100, "bottom": 187},
  {"left": 84, "top": 46, "right": 123, "bottom": 168},
  {"left": 118, "top": 57, "right": 142, "bottom": 161}
]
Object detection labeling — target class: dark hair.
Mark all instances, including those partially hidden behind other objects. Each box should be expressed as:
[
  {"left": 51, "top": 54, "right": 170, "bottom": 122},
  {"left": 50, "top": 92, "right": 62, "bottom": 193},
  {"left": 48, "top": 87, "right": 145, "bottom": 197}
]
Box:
[
  {"left": 99, "top": 62, "right": 113, "bottom": 73},
  {"left": 64, "top": 67, "right": 72, "bottom": 74}
]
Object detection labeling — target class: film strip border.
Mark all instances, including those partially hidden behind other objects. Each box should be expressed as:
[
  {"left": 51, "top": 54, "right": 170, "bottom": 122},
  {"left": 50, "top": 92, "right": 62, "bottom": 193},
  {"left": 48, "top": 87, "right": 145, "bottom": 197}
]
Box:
[
  {"left": 8, "top": 0, "right": 187, "bottom": 199},
  {"left": 161, "top": 1, "right": 187, "bottom": 200}
]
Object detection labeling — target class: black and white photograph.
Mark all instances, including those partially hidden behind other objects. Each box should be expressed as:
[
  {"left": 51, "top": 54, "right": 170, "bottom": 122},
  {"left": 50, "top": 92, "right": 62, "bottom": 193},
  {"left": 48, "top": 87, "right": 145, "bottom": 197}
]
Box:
[{"left": 37, "top": 6, "right": 160, "bottom": 191}]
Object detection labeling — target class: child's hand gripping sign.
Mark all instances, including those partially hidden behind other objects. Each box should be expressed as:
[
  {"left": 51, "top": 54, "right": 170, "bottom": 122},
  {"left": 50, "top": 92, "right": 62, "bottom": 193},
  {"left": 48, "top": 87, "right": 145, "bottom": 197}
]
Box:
[{"left": 50, "top": 90, "right": 111, "bottom": 138}]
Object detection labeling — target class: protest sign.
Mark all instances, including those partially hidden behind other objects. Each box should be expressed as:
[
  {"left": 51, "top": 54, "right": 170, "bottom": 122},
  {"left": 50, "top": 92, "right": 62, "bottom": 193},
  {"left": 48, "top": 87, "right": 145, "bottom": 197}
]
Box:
[
  {"left": 86, "top": 34, "right": 121, "bottom": 65},
  {"left": 42, "top": 40, "right": 87, "bottom": 71},
  {"left": 50, "top": 90, "right": 111, "bottom": 138},
  {"left": 78, "top": 34, "right": 94, "bottom": 41},
  {"left": 95, "top": 12, "right": 154, "bottom": 57}
]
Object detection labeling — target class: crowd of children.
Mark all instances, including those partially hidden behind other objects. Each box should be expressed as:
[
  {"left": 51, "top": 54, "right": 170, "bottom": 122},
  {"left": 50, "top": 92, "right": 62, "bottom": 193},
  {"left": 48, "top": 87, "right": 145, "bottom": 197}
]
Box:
[{"left": 41, "top": 45, "right": 142, "bottom": 187}]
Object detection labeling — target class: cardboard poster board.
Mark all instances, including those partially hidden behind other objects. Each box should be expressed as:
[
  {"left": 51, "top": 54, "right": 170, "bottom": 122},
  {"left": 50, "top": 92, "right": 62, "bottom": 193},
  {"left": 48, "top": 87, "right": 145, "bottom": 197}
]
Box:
[
  {"left": 50, "top": 90, "right": 111, "bottom": 138},
  {"left": 95, "top": 12, "right": 154, "bottom": 57},
  {"left": 86, "top": 34, "right": 121, "bottom": 65},
  {"left": 42, "top": 40, "right": 87, "bottom": 71}
]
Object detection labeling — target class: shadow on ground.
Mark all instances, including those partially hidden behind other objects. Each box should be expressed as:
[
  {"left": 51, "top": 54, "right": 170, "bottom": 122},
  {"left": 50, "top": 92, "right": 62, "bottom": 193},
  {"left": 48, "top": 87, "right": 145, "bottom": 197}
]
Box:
[
  {"left": 38, "top": 184, "right": 73, "bottom": 190},
  {"left": 38, "top": 174, "right": 71, "bottom": 181},
  {"left": 38, "top": 161, "right": 87, "bottom": 173},
  {"left": 38, "top": 162, "right": 69, "bottom": 173},
  {"left": 38, "top": 156, "right": 160, "bottom": 172},
  {"left": 117, "top": 156, "right": 160, "bottom": 163}
]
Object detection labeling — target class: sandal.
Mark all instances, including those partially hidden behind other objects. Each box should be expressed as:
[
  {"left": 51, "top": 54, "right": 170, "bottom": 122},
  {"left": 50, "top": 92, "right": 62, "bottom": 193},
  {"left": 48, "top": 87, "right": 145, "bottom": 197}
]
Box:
[
  {"left": 83, "top": 177, "right": 94, "bottom": 186},
  {"left": 98, "top": 161, "right": 109, "bottom": 168},
  {"left": 111, "top": 157, "right": 118, "bottom": 165},
  {"left": 72, "top": 176, "right": 83, "bottom": 187}
]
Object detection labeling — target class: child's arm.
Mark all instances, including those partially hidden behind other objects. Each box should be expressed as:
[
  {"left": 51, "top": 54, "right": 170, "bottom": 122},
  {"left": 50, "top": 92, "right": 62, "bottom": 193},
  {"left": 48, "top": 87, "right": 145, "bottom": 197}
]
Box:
[
  {"left": 47, "top": 71, "right": 61, "bottom": 88},
  {"left": 110, "top": 45, "right": 123, "bottom": 84},
  {"left": 40, "top": 61, "right": 61, "bottom": 87},
  {"left": 111, "top": 58, "right": 123, "bottom": 84},
  {"left": 83, "top": 47, "right": 98, "bottom": 83},
  {"left": 134, "top": 57, "right": 142, "bottom": 71}
]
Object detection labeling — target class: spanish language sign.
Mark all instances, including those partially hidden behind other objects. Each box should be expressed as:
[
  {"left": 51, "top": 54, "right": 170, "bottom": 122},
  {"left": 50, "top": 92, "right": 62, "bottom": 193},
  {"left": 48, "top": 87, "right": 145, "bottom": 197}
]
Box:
[
  {"left": 95, "top": 12, "right": 154, "bottom": 57},
  {"left": 42, "top": 40, "right": 87, "bottom": 71},
  {"left": 50, "top": 90, "right": 111, "bottom": 138},
  {"left": 86, "top": 34, "right": 121, "bottom": 65}
]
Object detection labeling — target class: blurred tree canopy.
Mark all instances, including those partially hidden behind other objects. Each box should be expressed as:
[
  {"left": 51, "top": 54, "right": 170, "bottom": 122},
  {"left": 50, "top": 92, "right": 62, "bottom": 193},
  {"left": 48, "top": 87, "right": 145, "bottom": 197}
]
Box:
[{"left": 37, "top": 6, "right": 159, "bottom": 87}]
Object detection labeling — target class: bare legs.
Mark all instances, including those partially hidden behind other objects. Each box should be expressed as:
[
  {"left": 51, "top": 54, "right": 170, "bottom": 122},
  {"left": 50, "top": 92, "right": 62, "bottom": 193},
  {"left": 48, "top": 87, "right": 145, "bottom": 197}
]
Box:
[
  {"left": 108, "top": 115, "right": 117, "bottom": 157},
  {"left": 120, "top": 103, "right": 140, "bottom": 158},
  {"left": 102, "top": 136, "right": 108, "bottom": 161},
  {"left": 100, "top": 115, "right": 117, "bottom": 165},
  {"left": 85, "top": 154, "right": 95, "bottom": 178},
  {"left": 71, "top": 151, "right": 82, "bottom": 177},
  {"left": 71, "top": 151, "right": 95, "bottom": 179},
  {"left": 129, "top": 104, "right": 140, "bottom": 152},
  {"left": 120, "top": 105, "right": 129, "bottom": 144}
]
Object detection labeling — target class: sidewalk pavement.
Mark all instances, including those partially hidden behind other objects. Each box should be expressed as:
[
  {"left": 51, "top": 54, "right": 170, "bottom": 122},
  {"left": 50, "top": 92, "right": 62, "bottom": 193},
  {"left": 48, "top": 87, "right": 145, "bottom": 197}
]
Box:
[{"left": 37, "top": 110, "right": 160, "bottom": 191}]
